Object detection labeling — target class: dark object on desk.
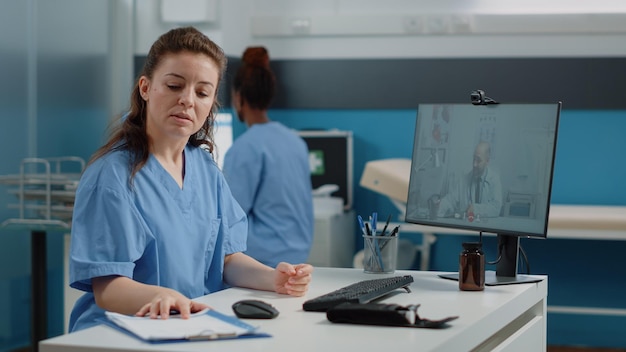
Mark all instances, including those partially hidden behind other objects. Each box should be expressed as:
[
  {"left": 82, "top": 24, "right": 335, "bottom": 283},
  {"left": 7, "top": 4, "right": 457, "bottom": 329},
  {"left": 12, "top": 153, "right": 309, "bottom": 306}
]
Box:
[
  {"left": 232, "top": 300, "right": 279, "bottom": 319},
  {"left": 302, "top": 275, "right": 414, "bottom": 312},
  {"left": 327, "top": 302, "right": 458, "bottom": 329},
  {"left": 459, "top": 242, "right": 485, "bottom": 291}
]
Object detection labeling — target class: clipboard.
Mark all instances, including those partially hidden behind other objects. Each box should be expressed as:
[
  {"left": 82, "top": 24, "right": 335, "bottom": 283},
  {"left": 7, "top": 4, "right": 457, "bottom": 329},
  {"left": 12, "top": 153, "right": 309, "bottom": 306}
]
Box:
[{"left": 105, "top": 309, "right": 270, "bottom": 342}]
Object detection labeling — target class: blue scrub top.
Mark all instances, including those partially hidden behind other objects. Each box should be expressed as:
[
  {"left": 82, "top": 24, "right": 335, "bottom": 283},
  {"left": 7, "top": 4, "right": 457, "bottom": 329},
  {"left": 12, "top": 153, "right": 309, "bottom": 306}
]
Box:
[
  {"left": 68, "top": 144, "right": 248, "bottom": 332},
  {"left": 223, "top": 122, "right": 313, "bottom": 267}
]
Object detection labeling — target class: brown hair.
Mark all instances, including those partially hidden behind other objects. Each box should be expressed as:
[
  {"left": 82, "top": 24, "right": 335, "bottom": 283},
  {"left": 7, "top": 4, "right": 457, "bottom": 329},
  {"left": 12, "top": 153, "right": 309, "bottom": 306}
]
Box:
[
  {"left": 90, "top": 26, "right": 227, "bottom": 182},
  {"left": 233, "top": 46, "right": 275, "bottom": 110}
]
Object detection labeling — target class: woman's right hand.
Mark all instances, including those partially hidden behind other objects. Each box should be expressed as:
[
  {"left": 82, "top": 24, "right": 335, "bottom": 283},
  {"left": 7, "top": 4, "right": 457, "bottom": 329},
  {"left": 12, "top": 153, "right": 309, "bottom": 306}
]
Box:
[
  {"left": 135, "top": 288, "right": 209, "bottom": 319},
  {"left": 92, "top": 275, "right": 209, "bottom": 319}
]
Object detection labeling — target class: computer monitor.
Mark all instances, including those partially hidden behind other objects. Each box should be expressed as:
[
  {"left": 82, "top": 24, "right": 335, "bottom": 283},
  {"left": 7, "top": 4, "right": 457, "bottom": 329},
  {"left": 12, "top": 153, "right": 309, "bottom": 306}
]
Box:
[{"left": 405, "top": 102, "right": 561, "bottom": 285}]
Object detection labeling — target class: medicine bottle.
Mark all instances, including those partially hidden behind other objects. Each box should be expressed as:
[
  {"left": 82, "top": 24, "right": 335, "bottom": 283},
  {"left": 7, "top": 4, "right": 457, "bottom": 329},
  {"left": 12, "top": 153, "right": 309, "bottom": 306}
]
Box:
[{"left": 459, "top": 242, "right": 485, "bottom": 291}]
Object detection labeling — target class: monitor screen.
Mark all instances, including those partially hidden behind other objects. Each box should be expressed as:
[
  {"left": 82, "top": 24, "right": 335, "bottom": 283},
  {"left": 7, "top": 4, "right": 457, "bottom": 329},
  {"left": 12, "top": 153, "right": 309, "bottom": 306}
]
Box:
[
  {"left": 405, "top": 102, "right": 561, "bottom": 284},
  {"left": 406, "top": 103, "right": 560, "bottom": 237}
]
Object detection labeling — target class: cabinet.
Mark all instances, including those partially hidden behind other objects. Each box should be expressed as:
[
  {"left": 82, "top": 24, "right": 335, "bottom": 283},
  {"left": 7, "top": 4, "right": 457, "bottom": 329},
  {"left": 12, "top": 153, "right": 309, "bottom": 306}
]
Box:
[{"left": 307, "top": 210, "right": 355, "bottom": 268}]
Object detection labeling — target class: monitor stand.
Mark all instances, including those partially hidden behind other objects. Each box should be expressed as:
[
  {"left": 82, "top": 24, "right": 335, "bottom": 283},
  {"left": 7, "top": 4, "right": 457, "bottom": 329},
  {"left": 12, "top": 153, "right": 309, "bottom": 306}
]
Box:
[{"left": 439, "top": 234, "right": 543, "bottom": 286}]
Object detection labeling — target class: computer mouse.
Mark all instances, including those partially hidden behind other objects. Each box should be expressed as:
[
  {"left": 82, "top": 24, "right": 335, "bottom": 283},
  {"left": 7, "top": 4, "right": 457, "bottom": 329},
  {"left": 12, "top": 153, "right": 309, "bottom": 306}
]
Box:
[{"left": 232, "top": 299, "right": 279, "bottom": 319}]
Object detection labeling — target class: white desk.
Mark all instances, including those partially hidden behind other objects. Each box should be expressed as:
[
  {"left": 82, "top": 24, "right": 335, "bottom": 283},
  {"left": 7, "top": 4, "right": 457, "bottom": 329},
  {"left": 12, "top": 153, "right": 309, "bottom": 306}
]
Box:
[{"left": 41, "top": 268, "right": 547, "bottom": 352}]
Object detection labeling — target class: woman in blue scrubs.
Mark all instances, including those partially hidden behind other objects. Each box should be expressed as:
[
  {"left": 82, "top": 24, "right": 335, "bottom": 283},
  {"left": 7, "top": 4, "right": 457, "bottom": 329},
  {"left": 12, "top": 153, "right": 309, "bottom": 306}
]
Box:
[
  {"left": 68, "top": 27, "right": 313, "bottom": 332},
  {"left": 223, "top": 47, "right": 314, "bottom": 268}
]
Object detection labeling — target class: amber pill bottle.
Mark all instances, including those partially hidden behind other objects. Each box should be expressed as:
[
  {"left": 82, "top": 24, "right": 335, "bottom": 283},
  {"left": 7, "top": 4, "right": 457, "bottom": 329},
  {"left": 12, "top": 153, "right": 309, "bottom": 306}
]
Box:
[{"left": 459, "top": 242, "right": 485, "bottom": 291}]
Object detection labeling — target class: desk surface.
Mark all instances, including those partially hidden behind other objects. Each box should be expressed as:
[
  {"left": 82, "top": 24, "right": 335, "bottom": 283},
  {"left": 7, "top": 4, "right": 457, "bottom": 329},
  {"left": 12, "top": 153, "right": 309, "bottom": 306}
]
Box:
[{"left": 40, "top": 268, "right": 547, "bottom": 352}]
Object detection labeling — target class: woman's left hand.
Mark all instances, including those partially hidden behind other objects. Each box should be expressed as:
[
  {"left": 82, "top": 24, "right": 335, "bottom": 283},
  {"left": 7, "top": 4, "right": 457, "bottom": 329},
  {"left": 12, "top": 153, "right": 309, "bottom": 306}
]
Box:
[{"left": 273, "top": 263, "right": 313, "bottom": 296}]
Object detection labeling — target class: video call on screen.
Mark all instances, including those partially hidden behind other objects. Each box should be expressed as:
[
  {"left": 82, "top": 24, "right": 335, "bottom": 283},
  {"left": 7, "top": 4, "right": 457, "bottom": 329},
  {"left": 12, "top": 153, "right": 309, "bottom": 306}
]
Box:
[{"left": 406, "top": 103, "right": 560, "bottom": 237}]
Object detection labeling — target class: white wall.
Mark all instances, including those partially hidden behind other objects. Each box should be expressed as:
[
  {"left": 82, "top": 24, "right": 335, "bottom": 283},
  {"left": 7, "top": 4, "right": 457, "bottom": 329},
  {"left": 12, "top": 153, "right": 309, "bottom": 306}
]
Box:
[
  {"left": 135, "top": 0, "right": 626, "bottom": 59},
  {"left": 134, "top": 0, "right": 224, "bottom": 54}
]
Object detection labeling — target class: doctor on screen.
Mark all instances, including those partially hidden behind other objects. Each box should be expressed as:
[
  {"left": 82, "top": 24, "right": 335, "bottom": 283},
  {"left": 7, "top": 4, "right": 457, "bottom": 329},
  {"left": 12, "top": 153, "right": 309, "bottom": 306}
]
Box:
[{"left": 433, "top": 141, "right": 503, "bottom": 219}]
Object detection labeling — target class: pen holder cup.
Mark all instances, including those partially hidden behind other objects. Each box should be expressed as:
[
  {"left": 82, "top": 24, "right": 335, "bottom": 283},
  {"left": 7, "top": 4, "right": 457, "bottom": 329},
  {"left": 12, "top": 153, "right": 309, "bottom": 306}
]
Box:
[{"left": 362, "top": 234, "right": 398, "bottom": 274}]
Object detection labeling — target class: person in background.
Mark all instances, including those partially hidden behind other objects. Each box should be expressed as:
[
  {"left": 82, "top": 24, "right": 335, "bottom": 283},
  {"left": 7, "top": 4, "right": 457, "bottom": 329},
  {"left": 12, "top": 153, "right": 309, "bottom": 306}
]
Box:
[
  {"left": 432, "top": 141, "right": 503, "bottom": 220},
  {"left": 222, "top": 46, "right": 314, "bottom": 268},
  {"left": 68, "top": 27, "right": 312, "bottom": 332}
]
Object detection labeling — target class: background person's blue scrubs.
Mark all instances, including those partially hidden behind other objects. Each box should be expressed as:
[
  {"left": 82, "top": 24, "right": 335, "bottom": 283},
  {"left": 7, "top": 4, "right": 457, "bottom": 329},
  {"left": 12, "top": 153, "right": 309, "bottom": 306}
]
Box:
[{"left": 223, "top": 122, "right": 314, "bottom": 267}]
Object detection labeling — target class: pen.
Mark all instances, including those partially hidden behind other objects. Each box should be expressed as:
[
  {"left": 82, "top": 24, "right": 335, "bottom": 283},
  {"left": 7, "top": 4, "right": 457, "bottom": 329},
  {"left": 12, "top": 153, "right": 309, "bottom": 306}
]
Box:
[
  {"left": 357, "top": 215, "right": 367, "bottom": 235},
  {"left": 380, "top": 214, "right": 392, "bottom": 236},
  {"left": 362, "top": 220, "right": 381, "bottom": 270},
  {"left": 380, "top": 225, "right": 400, "bottom": 251},
  {"left": 370, "top": 212, "right": 385, "bottom": 271},
  {"left": 371, "top": 212, "right": 378, "bottom": 235}
]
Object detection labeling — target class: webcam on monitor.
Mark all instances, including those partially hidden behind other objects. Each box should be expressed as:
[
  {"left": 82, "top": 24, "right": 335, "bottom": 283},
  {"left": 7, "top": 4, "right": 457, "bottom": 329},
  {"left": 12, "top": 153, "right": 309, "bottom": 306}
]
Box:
[{"left": 470, "top": 89, "right": 498, "bottom": 105}]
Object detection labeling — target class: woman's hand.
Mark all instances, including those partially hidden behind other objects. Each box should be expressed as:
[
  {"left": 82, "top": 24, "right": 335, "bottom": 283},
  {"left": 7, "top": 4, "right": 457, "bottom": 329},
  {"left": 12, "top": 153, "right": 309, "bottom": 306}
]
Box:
[
  {"left": 273, "top": 262, "right": 314, "bottom": 296},
  {"left": 135, "top": 288, "right": 209, "bottom": 319},
  {"left": 93, "top": 275, "right": 209, "bottom": 319}
]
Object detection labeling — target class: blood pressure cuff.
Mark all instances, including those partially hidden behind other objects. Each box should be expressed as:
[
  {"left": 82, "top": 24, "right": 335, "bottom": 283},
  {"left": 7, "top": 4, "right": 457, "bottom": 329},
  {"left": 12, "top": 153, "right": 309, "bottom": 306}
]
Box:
[{"left": 326, "top": 302, "right": 458, "bottom": 329}]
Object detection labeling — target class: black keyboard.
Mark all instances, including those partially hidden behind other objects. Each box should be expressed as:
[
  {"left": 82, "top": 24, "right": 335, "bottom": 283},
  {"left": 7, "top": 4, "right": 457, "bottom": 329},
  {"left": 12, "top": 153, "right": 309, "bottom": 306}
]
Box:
[{"left": 302, "top": 275, "right": 414, "bottom": 312}]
